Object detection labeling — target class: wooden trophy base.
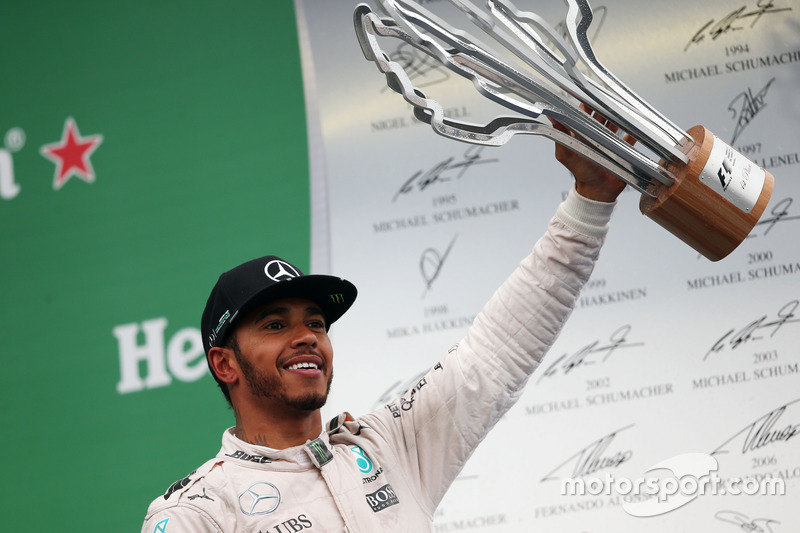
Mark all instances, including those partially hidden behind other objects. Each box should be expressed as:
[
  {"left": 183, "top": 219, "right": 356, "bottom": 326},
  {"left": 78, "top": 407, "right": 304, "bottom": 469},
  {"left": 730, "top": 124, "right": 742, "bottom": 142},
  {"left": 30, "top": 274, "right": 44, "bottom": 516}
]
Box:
[{"left": 639, "top": 125, "right": 774, "bottom": 261}]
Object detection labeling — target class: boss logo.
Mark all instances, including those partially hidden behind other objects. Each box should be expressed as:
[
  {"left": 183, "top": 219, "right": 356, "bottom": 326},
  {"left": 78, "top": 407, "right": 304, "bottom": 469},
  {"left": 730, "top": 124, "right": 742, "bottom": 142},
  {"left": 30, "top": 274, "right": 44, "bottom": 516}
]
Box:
[{"left": 365, "top": 484, "right": 399, "bottom": 512}]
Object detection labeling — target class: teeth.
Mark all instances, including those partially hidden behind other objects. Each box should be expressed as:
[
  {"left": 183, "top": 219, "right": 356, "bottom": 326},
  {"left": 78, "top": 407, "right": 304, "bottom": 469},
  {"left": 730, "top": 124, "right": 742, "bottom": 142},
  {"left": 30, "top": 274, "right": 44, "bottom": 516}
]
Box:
[{"left": 288, "top": 362, "right": 319, "bottom": 370}]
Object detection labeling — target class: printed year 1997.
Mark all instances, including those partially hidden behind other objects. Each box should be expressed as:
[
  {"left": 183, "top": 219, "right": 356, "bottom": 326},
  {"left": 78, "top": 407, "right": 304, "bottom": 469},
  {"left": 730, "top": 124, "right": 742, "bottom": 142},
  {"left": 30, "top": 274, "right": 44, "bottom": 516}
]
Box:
[{"left": 737, "top": 143, "right": 762, "bottom": 155}]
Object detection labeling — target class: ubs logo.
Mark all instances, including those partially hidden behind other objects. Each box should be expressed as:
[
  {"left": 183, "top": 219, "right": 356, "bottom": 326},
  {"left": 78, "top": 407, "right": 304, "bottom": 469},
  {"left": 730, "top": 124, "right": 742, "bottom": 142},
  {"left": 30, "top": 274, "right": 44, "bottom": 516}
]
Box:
[{"left": 239, "top": 482, "right": 281, "bottom": 516}]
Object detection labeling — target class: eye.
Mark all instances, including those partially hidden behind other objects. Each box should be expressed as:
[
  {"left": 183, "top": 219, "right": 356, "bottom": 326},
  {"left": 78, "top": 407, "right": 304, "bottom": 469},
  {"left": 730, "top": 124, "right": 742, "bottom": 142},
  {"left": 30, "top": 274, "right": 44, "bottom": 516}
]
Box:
[
  {"left": 307, "top": 319, "right": 326, "bottom": 330},
  {"left": 263, "top": 320, "right": 285, "bottom": 330}
]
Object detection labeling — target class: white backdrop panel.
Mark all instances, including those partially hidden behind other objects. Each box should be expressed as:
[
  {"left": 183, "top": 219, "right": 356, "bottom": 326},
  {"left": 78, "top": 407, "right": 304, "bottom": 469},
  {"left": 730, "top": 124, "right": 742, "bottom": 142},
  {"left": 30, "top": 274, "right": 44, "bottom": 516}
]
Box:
[{"left": 296, "top": 0, "right": 800, "bottom": 530}]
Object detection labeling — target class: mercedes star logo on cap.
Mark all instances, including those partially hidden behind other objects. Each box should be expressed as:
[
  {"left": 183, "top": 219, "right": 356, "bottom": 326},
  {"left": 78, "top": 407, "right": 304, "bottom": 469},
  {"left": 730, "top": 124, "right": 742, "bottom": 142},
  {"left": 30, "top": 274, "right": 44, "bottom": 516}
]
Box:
[{"left": 264, "top": 259, "right": 301, "bottom": 282}]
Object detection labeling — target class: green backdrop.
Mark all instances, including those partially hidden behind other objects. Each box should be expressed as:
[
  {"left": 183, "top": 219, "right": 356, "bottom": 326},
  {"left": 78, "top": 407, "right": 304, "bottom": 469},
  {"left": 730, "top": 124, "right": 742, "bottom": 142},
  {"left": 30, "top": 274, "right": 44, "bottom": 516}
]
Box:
[{"left": 0, "top": 1, "right": 311, "bottom": 530}]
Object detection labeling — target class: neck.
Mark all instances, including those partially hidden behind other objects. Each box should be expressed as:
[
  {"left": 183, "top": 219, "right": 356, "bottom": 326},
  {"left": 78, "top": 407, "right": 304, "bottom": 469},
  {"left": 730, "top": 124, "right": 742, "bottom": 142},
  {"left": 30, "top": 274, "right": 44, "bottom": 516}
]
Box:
[{"left": 231, "top": 402, "right": 323, "bottom": 450}]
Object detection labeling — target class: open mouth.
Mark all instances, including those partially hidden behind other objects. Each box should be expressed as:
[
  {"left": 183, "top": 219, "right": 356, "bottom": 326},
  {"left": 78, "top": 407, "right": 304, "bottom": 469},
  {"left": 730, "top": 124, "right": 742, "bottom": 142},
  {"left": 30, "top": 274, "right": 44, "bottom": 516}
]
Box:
[{"left": 286, "top": 362, "right": 319, "bottom": 371}]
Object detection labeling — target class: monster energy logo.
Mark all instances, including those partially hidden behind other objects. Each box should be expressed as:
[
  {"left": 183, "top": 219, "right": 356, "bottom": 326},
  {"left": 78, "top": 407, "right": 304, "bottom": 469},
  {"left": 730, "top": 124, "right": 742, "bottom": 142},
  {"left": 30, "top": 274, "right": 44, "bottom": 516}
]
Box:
[{"left": 307, "top": 438, "right": 333, "bottom": 466}]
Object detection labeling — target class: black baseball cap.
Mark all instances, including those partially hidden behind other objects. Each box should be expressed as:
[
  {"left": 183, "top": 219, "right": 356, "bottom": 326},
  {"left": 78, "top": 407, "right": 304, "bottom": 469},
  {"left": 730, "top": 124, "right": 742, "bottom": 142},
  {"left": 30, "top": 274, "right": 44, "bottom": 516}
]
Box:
[{"left": 201, "top": 255, "right": 357, "bottom": 359}]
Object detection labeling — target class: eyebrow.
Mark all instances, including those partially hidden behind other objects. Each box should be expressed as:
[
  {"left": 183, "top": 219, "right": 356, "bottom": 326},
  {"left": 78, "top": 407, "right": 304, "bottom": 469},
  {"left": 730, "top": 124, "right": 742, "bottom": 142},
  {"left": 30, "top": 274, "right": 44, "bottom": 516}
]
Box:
[{"left": 252, "top": 305, "right": 326, "bottom": 325}]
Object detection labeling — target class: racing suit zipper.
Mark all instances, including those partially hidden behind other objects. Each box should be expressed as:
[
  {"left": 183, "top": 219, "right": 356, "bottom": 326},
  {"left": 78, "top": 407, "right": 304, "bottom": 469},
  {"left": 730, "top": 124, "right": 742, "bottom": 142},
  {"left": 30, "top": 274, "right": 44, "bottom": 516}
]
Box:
[
  {"left": 305, "top": 437, "right": 357, "bottom": 532},
  {"left": 318, "top": 466, "right": 356, "bottom": 533}
]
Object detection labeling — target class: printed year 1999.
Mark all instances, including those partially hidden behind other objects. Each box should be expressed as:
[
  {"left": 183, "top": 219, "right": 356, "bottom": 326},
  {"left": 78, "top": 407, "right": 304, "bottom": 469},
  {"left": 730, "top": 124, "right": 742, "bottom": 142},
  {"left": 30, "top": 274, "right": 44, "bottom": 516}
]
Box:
[{"left": 585, "top": 278, "right": 607, "bottom": 291}]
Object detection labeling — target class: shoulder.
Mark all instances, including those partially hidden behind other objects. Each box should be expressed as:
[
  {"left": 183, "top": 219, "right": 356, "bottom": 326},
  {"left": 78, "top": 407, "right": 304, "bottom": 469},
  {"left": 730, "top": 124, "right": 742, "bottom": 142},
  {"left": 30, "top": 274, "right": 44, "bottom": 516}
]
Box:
[
  {"left": 141, "top": 458, "right": 228, "bottom": 532},
  {"left": 142, "top": 505, "right": 221, "bottom": 533}
]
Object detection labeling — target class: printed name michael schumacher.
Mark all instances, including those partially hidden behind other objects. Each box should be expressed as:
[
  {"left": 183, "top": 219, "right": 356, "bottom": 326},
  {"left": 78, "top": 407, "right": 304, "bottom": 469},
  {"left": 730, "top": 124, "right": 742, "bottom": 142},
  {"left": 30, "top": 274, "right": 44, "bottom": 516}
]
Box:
[
  {"left": 687, "top": 261, "right": 800, "bottom": 290},
  {"left": 526, "top": 383, "right": 673, "bottom": 414},
  {"left": 664, "top": 50, "right": 800, "bottom": 83},
  {"left": 372, "top": 199, "right": 519, "bottom": 233},
  {"left": 693, "top": 364, "right": 800, "bottom": 389}
]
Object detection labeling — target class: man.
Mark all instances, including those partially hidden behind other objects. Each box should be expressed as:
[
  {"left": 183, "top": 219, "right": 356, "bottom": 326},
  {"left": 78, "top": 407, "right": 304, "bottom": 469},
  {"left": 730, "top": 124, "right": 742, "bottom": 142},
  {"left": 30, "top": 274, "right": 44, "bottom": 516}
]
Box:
[{"left": 141, "top": 111, "right": 628, "bottom": 532}]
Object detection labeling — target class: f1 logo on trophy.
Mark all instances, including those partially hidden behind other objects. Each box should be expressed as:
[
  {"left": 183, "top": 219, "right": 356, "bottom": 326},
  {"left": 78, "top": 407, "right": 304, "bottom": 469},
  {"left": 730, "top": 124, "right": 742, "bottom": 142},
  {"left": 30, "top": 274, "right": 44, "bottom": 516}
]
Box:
[{"left": 353, "top": 0, "right": 774, "bottom": 261}]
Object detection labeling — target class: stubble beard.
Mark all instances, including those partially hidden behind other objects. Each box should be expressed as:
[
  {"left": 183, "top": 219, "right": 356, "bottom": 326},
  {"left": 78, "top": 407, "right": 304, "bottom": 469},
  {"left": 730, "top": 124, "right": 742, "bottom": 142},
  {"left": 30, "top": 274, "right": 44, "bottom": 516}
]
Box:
[{"left": 233, "top": 344, "right": 333, "bottom": 411}]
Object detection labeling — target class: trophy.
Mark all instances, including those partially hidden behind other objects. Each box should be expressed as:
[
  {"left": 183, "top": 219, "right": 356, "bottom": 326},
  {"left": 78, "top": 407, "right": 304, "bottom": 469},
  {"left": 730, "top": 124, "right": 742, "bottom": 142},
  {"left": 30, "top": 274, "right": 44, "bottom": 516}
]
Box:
[{"left": 353, "top": 0, "right": 774, "bottom": 261}]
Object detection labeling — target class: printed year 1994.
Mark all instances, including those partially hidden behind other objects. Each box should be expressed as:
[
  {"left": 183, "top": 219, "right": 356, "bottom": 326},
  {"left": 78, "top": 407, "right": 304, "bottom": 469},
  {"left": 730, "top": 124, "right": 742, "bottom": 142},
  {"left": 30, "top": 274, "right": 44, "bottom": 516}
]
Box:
[{"left": 725, "top": 43, "right": 750, "bottom": 56}]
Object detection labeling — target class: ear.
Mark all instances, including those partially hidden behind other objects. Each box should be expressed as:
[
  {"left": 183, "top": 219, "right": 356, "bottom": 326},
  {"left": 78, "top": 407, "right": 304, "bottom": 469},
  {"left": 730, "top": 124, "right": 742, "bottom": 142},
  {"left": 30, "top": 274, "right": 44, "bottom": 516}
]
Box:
[{"left": 208, "top": 346, "right": 240, "bottom": 386}]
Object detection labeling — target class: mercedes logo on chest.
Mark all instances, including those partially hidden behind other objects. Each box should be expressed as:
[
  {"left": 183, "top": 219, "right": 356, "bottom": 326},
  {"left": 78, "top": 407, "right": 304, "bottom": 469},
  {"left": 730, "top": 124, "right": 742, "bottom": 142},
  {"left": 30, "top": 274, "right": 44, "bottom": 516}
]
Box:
[{"left": 239, "top": 481, "right": 281, "bottom": 515}]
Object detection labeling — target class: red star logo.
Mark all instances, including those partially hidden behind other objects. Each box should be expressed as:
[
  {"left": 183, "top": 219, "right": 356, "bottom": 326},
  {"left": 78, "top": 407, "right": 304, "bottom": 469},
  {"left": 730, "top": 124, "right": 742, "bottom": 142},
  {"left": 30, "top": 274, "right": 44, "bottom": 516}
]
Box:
[{"left": 40, "top": 117, "right": 103, "bottom": 190}]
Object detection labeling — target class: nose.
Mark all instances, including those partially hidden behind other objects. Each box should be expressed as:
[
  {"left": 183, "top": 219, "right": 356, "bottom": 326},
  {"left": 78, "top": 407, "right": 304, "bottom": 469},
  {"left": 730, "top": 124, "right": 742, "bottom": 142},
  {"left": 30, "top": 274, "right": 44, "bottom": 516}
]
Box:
[{"left": 290, "top": 325, "right": 318, "bottom": 348}]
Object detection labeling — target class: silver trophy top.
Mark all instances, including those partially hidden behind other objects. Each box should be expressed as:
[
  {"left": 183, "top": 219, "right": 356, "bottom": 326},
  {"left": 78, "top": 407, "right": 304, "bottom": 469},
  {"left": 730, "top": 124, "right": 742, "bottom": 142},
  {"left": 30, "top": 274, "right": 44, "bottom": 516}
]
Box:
[{"left": 354, "top": 0, "right": 696, "bottom": 197}]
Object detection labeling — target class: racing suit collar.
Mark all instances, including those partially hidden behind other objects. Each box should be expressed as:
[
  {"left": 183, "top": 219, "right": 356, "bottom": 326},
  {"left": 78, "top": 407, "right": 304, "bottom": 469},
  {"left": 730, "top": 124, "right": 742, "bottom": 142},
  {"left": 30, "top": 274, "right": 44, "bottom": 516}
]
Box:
[{"left": 220, "top": 427, "right": 332, "bottom": 470}]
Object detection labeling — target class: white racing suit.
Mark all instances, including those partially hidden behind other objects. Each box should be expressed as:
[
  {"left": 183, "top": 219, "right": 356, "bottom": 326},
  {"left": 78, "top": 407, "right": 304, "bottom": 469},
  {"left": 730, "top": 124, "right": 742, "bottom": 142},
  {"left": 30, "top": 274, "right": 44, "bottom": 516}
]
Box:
[{"left": 141, "top": 188, "right": 614, "bottom": 532}]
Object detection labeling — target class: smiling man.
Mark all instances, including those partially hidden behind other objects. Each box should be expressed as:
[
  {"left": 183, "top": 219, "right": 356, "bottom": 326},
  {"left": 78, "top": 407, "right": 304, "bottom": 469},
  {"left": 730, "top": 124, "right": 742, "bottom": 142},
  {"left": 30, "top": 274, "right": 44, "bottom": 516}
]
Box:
[
  {"left": 203, "top": 255, "right": 358, "bottom": 448},
  {"left": 214, "top": 293, "right": 345, "bottom": 448},
  {"left": 141, "top": 111, "right": 628, "bottom": 532},
  {"left": 227, "top": 298, "right": 334, "bottom": 414}
]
